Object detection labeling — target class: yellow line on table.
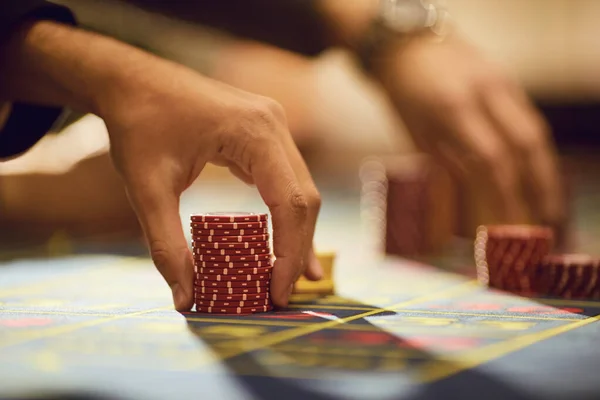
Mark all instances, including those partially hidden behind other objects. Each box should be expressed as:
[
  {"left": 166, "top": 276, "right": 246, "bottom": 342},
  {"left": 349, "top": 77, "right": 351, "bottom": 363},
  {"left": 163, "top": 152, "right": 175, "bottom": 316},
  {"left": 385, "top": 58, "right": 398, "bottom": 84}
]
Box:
[
  {"left": 395, "top": 309, "right": 582, "bottom": 321},
  {"left": 418, "top": 313, "right": 600, "bottom": 383},
  {"left": 206, "top": 280, "right": 479, "bottom": 363},
  {"left": 0, "top": 306, "right": 171, "bottom": 350},
  {"left": 285, "top": 304, "right": 378, "bottom": 311}
]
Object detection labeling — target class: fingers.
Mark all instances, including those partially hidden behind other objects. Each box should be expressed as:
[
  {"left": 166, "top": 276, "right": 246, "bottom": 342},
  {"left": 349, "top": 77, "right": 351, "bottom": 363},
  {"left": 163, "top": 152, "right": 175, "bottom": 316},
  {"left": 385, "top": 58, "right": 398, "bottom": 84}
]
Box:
[
  {"left": 277, "top": 119, "right": 323, "bottom": 282},
  {"left": 223, "top": 100, "right": 321, "bottom": 307},
  {"left": 303, "top": 245, "right": 323, "bottom": 281},
  {"left": 237, "top": 137, "right": 309, "bottom": 307},
  {"left": 483, "top": 85, "right": 565, "bottom": 228},
  {"left": 443, "top": 101, "right": 530, "bottom": 224},
  {"left": 123, "top": 173, "right": 194, "bottom": 312}
]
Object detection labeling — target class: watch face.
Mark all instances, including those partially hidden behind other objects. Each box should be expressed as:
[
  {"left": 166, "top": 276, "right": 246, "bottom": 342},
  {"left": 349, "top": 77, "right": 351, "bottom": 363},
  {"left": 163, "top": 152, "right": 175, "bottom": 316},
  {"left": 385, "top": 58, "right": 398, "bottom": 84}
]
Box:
[{"left": 380, "top": 0, "right": 432, "bottom": 32}]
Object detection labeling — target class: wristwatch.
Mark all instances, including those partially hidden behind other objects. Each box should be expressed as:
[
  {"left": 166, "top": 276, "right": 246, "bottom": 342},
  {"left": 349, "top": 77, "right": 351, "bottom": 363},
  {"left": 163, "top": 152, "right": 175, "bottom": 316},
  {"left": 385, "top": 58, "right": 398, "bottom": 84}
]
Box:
[{"left": 355, "top": 0, "right": 452, "bottom": 72}]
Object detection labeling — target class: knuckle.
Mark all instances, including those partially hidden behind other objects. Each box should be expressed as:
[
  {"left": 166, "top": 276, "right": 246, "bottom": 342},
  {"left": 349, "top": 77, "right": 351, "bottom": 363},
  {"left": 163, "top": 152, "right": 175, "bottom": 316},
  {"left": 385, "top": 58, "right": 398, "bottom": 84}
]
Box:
[
  {"left": 260, "top": 97, "right": 286, "bottom": 120},
  {"left": 246, "top": 97, "right": 286, "bottom": 128},
  {"left": 289, "top": 189, "right": 309, "bottom": 217},
  {"left": 149, "top": 240, "right": 170, "bottom": 270},
  {"left": 306, "top": 187, "right": 322, "bottom": 212}
]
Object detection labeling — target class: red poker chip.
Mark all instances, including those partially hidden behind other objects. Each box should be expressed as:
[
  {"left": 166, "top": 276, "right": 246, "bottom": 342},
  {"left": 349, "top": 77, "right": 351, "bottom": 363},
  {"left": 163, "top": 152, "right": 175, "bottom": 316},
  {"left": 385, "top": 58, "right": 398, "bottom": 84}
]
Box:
[
  {"left": 195, "top": 253, "right": 271, "bottom": 262},
  {"left": 194, "top": 279, "right": 269, "bottom": 288},
  {"left": 191, "top": 221, "right": 267, "bottom": 230},
  {"left": 195, "top": 292, "right": 269, "bottom": 301},
  {"left": 192, "top": 241, "right": 270, "bottom": 249},
  {"left": 195, "top": 260, "right": 271, "bottom": 269},
  {"left": 479, "top": 224, "right": 554, "bottom": 240},
  {"left": 195, "top": 266, "right": 273, "bottom": 275},
  {"left": 192, "top": 247, "right": 270, "bottom": 256},
  {"left": 195, "top": 305, "right": 273, "bottom": 315},
  {"left": 195, "top": 298, "right": 272, "bottom": 308},
  {"left": 191, "top": 234, "right": 269, "bottom": 243},
  {"left": 191, "top": 228, "right": 268, "bottom": 236},
  {"left": 196, "top": 273, "right": 271, "bottom": 282},
  {"left": 194, "top": 286, "right": 268, "bottom": 295},
  {"left": 190, "top": 212, "right": 268, "bottom": 223}
]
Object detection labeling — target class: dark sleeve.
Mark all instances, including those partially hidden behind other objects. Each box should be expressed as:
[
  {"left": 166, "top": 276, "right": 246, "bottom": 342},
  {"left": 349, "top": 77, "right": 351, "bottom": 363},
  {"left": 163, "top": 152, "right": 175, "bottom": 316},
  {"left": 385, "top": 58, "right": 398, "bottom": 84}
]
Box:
[
  {"left": 0, "top": 0, "right": 76, "bottom": 159},
  {"left": 124, "top": 0, "right": 330, "bottom": 56}
]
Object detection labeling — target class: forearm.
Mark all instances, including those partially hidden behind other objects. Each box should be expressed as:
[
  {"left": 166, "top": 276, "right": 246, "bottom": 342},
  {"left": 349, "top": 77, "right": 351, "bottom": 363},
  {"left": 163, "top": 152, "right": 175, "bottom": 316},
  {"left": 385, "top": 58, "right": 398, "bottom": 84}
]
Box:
[{"left": 0, "top": 19, "right": 162, "bottom": 118}]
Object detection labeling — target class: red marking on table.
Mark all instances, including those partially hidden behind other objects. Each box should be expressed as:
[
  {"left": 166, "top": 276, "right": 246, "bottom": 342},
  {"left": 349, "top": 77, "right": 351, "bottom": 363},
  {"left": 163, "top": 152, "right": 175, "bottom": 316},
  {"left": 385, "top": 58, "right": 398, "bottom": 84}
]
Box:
[{"left": 0, "top": 318, "right": 53, "bottom": 327}]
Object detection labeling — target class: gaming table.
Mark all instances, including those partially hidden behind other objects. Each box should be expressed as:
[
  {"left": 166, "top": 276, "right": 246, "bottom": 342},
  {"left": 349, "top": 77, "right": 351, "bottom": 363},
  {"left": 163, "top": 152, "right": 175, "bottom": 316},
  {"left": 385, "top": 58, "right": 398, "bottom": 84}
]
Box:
[{"left": 2, "top": 174, "right": 600, "bottom": 400}]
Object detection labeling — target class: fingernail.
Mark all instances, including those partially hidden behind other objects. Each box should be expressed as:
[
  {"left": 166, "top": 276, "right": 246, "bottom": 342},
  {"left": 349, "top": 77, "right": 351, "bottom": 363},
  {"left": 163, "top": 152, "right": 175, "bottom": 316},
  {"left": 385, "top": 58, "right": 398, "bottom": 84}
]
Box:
[
  {"left": 287, "top": 283, "right": 294, "bottom": 297},
  {"left": 171, "top": 283, "right": 188, "bottom": 312}
]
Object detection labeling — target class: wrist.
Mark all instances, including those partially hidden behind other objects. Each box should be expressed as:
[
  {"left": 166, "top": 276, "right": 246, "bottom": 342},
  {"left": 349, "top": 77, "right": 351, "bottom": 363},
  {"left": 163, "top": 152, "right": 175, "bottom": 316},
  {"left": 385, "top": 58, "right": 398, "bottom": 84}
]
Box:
[{"left": 351, "top": 0, "right": 452, "bottom": 75}]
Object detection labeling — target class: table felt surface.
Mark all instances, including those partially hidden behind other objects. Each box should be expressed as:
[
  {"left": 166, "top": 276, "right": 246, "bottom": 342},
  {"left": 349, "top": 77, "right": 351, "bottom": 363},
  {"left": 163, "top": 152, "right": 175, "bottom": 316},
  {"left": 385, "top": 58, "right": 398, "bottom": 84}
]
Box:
[{"left": 2, "top": 166, "right": 600, "bottom": 400}]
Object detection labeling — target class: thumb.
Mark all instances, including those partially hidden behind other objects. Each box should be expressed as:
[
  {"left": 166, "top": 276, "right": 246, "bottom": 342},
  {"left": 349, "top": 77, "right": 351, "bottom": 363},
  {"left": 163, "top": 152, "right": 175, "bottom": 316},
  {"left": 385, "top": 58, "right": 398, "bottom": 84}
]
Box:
[{"left": 125, "top": 179, "right": 194, "bottom": 312}]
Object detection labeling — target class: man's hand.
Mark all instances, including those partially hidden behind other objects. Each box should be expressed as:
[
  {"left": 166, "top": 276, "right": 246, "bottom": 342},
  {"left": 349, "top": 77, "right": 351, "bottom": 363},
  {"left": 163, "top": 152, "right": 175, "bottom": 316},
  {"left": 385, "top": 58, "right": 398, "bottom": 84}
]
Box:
[
  {"left": 374, "top": 33, "right": 565, "bottom": 232},
  {"left": 102, "top": 64, "right": 323, "bottom": 311},
  {"left": 0, "top": 20, "right": 322, "bottom": 311}
]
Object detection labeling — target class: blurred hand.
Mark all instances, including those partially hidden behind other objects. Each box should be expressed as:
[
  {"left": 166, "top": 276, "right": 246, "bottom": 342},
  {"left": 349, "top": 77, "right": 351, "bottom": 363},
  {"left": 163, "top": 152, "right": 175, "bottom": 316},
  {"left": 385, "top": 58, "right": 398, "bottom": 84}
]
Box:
[
  {"left": 100, "top": 61, "right": 322, "bottom": 311},
  {"left": 376, "top": 33, "right": 565, "bottom": 230}
]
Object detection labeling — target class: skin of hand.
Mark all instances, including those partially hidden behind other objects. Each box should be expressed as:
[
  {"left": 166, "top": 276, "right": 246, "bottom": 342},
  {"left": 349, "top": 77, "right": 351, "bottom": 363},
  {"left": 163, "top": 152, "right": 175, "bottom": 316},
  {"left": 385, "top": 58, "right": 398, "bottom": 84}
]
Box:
[
  {"left": 0, "top": 20, "right": 323, "bottom": 310},
  {"left": 316, "top": 0, "right": 565, "bottom": 235},
  {"left": 370, "top": 32, "right": 566, "bottom": 233}
]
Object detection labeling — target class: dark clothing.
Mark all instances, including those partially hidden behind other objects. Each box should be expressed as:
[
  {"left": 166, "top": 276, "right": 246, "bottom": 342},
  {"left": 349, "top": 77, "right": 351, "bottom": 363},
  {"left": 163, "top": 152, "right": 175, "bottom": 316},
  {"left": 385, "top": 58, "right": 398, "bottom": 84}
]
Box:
[
  {"left": 124, "top": 0, "right": 330, "bottom": 57},
  {"left": 0, "top": 0, "right": 76, "bottom": 159}
]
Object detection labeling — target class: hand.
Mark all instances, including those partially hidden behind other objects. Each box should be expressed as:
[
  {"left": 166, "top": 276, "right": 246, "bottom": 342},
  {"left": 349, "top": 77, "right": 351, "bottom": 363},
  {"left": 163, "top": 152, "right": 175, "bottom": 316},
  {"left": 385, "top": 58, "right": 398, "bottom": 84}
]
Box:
[
  {"left": 0, "top": 19, "right": 322, "bottom": 310},
  {"left": 375, "top": 33, "right": 565, "bottom": 232},
  {"left": 98, "top": 59, "right": 322, "bottom": 311}
]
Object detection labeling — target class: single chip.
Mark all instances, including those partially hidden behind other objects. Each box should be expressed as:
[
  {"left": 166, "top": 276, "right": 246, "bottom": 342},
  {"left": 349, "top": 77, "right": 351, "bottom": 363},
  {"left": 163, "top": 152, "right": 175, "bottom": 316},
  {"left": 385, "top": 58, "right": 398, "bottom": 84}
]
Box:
[
  {"left": 194, "top": 286, "right": 268, "bottom": 295},
  {"left": 191, "top": 228, "right": 268, "bottom": 236},
  {"left": 195, "top": 279, "right": 269, "bottom": 288},
  {"left": 192, "top": 241, "right": 270, "bottom": 249},
  {"left": 195, "top": 260, "right": 271, "bottom": 269},
  {"left": 190, "top": 212, "right": 268, "bottom": 223},
  {"left": 195, "top": 299, "right": 271, "bottom": 307},
  {"left": 480, "top": 224, "right": 554, "bottom": 240},
  {"left": 194, "top": 305, "right": 273, "bottom": 314},
  {"left": 195, "top": 253, "right": 271, "bottom": 262},
  {"left": 195, "top": 266, "right": 273, "bottom": 275},
  {"left": 191, "top": 221, "right": 267, "bottom": 230},
  {"left": 192, "top": 247, "right": 270, "bottom": 256},
  {"left": 195, "top": 292, "right": 270, "bottom": 301},
  {"left": 191, "top": 234, "right": 269, "bottom": 243},
  {"left": 196, "top": 273, "right": 271, "bottom": 282}
]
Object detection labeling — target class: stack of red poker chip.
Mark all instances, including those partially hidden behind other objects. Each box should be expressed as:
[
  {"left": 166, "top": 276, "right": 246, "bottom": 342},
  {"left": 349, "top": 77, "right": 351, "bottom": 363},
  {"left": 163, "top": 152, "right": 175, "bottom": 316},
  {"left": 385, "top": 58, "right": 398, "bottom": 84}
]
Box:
[
  {"left": 190, "top": 212, "right": 273, "bottom": 314},
  {"left": 474, "top": 225, "right": 554, "bottom": 294},
  {"left": 474, "top": 224, "right": 600, "bottom": 299},
  {"left": 530, "top": 254, "right": 600, "bottom": 299}
]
